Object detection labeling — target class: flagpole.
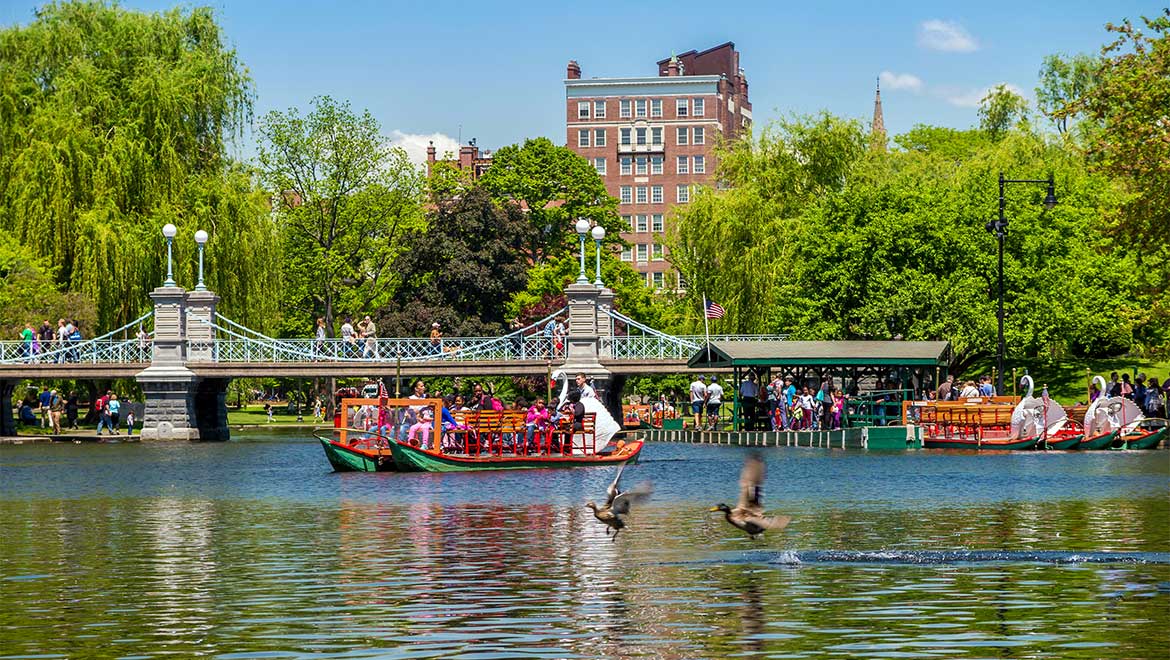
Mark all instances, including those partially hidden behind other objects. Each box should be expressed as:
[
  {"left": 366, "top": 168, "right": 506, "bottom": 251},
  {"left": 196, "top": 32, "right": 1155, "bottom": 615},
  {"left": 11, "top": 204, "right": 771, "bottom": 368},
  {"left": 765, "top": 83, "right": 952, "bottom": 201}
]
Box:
[{"left": 702, "top": 294, "right": 711, "bottom": 363}]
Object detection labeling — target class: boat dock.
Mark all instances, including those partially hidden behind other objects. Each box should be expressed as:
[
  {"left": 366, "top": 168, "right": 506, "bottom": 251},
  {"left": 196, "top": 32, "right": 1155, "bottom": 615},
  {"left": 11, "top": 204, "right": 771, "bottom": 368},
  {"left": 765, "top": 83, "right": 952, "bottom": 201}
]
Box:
[{"left": 641, "top": 425, "right": 922, "bottom": 450}]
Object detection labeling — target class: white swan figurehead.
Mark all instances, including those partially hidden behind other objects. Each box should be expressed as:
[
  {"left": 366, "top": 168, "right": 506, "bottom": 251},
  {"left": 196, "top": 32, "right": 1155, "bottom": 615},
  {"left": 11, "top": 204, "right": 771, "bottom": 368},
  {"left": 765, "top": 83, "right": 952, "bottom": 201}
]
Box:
[
  {"left": 1010, "top": 375, "right": 1066, "bottom": 438},
  {"left": 550, "top": 369, "right": 621, "bottom": 451},
  {"left": 1083, "top": 374, "right": 1144, "bottom": 436}
]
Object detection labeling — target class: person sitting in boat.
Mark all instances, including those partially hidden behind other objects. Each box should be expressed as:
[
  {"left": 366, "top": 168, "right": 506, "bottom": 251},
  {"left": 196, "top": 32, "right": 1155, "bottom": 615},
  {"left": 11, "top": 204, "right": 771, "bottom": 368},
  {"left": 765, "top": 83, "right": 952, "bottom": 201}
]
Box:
[
  {"left": 525, "top": 398, "right": 550, "bottom": 453},
  {"left": 958, "top": 380, "right": 980, "bottom": 398},
  {"left": 407, "top": 406, "right": 435, "bottom": 448}
]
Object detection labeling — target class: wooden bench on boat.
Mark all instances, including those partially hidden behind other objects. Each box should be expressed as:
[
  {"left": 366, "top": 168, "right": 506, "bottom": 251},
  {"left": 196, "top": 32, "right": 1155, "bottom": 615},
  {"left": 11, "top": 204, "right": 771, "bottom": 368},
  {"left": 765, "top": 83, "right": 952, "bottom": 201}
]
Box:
[{"left": 447, "top": 410, "right": 598, "bottom": 457}]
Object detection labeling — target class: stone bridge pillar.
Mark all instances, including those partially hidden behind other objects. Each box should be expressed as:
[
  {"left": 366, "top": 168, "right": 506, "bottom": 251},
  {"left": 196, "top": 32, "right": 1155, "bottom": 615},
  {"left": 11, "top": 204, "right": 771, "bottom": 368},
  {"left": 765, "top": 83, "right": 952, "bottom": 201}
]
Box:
[
  {"left": 186, "top": 290, "right": 219, "bottom": 363},
  {"left": 134, "top": 286, "right": 204, "bottom": 441},
  {"left": 562, "top": 282, "right": 621, "bottom": 422},
  {"left": 1, "top": 379, "right": 16, "bottom": 438},
  {"left": 596, "top": 287, "right": 614, "bottom": 358}
]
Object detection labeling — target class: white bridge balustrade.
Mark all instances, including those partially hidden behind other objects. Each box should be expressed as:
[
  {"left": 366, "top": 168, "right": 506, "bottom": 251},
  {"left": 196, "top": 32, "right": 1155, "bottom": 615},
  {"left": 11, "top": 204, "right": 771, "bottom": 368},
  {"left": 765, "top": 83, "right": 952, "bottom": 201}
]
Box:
[{"left": 0, "top": 312, "right": 155, "bottom": 365}]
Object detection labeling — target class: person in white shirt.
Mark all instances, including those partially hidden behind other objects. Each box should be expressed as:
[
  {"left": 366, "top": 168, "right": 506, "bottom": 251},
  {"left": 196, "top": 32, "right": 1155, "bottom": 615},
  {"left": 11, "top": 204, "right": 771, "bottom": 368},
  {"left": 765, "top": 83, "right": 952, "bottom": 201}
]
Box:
[
  {"left": 798, "top": 387, "right": 815, "bottom": 430},
  {"left": 575, "top": 373, "right": 596, "bottom": 399},
  {"left": 689, "top": 377, "right": 708, "bottom": 429},
  {"left": 705, "top": 376, "right": 724, "bottom": 430}
]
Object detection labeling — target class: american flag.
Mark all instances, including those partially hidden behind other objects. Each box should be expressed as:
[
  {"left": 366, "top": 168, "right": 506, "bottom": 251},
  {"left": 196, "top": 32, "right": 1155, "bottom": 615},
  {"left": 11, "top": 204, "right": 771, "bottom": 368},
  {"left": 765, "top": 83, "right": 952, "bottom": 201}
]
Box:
[{"left": 705, "top": 300, "right": 726, "bottom": 319}]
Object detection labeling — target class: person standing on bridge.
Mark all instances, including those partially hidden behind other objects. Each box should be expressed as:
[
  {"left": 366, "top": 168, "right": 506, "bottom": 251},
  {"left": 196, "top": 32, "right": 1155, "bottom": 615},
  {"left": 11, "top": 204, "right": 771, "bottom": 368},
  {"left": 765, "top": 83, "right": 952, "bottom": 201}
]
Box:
[
  {"left": 359, "top": 315, "right": 378, "bottom": 359},
  {"left": 340, "top": 317, "right": 356, "bottom": 357},
  {"left": 314, "top": 317, "right": 326, "bottom": 360},
  {"left": 430, "top": 322, "right": 442, "bottom": 355}
]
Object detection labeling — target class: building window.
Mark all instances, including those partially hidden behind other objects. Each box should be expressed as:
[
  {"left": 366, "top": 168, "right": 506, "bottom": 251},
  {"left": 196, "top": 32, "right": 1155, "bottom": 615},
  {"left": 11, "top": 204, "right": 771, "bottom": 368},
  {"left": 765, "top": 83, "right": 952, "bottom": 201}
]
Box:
[
  {"left": 620, "top": 99, "right": 631, "bottom": 118},
  {"left": 635, "top": 186, "right": 648, "bottom": 204},
  {"left": 621, "top": 246, "right": 633, "bottom": 262},
  {"left": 693, "top": 98, "right": 705, "bottom": 116},
  {"left": 693, "top": 126, "right": 705, "bottom": 145},
  {"left": 635, "top": 99, "right": 647, "bottom": 118},
  {"left": 594, "top": 128, "right": 606, "bottom": 147},
  {"left": 636, "top": 127, "right": 647, "bottom": 145},
  {"left": 650, "top": 99, "right": 662, "bottom": 117},
  {"left": 635, "top": 156, "right": 647, "bottom": 175},
  {"left": 636, "top": 244, "right": 648, "bottom": 263},
  {"left": 578, "top": 101, "right": 590, "bottom": 119},
  {"left": 623, "top": 214, "right": 633, "bottom": 231},
  {"left": 676, "top": 127, "right": 688, "bottom": 145},
  {"left": 578, "top": 129, "right": 590, "bottom": 148},
  {"left": 676, "top": 155, "right": 689, "bottom": 174},
  {"left": 620, "top": 156, "right": 632, "bottom": 176},
  {"left": 652, "top": 214, "right": 664, "bottom": 232},
  {"left": 651, "top": 185, "right": 663, "bottom": 204},
  {"left": 676, "top": 184, "right": 690, "bottom": 203},
  {"left": 652, "top": 244, "right": 664, "bottom": 262},
  {"left": 676, "top": 98, "right": 688, "bottom": 117},
  {"left": 594, "top": 157, "right": 606, "bottom": 175},
  {"left": 594, "top": 100, "right": 606, "bottom": 119},
  {"left": 651, "top": 127, "right": 662, "bottom": 145},
  {"left": 652, "top": 271, "right": 665, "bottom": 288},
  {"left": 693, "top": 155, "right": 705, "bottom": 174},
  {"left": 635, "top": 215, "right": 648, "bottom": 232},
  {"left": 650, "top": 155, "right": 663, "bottom": 175},
  {"left": 620, "top": 186, "right": 632, "bottom": 204},
  {"left": 620, "top": 128, "right": 631, "bottom": 145}
]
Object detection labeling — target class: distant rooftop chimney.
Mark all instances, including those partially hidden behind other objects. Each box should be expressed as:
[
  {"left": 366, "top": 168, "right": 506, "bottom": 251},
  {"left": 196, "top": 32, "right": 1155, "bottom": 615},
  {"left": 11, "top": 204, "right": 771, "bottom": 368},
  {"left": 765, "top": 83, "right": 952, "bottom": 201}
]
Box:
[
  {"left": 566, "top": 60, "right": 581, "bottom": 79},
  {"left": 666, "top": 54, "right": 679, "bottom": 77}
]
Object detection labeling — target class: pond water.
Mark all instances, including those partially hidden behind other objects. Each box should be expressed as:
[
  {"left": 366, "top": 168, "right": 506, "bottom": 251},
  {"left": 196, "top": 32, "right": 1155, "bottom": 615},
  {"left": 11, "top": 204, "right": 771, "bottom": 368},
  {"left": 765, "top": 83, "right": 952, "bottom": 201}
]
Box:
[{"left": 1, "top": 431, "right": 1167, "bottom": 658}]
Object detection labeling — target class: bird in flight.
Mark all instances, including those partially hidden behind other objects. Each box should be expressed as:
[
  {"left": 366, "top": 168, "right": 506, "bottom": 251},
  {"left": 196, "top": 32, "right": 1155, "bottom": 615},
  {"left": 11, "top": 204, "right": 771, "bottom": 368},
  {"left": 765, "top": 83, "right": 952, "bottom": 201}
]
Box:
[
  {"left": 710, "top": 453, "right": 791, "bottom": 539},
  {"left": 586, "top": 461, "right": 653, "bottom": 541}
]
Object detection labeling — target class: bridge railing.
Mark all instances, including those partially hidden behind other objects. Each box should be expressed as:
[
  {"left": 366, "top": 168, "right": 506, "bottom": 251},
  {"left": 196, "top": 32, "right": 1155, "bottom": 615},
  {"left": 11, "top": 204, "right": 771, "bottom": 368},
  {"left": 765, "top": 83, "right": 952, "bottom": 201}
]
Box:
[
  {"left": 201, "top": 335, "right": 572, "bottom": 363},
  {"left": 0, "top": 339, "right": 152, "bottom": 364}
]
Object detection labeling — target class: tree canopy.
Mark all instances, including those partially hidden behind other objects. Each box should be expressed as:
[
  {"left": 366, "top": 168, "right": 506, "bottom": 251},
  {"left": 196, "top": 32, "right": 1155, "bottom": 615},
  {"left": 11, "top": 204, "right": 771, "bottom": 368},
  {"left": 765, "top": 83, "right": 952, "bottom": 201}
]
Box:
[
  {"left": 0, "top": 0, "right": 281, "bottom": 330},
  {"left": 258, "top": 95, "right": 424, "bottom": 336}
]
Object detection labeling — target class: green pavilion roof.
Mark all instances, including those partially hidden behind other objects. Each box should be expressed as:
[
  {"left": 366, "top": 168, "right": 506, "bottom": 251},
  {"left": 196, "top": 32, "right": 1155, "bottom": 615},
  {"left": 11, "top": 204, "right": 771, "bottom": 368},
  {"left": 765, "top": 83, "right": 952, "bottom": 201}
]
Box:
[{"left": 686, "top": 340, "right": 951, "bottom": 369}]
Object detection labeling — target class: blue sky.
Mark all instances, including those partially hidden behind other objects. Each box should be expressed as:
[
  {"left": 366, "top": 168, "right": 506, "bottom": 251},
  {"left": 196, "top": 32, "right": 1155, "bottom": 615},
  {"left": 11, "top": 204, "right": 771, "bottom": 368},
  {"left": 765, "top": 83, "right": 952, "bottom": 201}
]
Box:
[{"left": 0, "top": 0, "right": 1151, "bottom": 164}]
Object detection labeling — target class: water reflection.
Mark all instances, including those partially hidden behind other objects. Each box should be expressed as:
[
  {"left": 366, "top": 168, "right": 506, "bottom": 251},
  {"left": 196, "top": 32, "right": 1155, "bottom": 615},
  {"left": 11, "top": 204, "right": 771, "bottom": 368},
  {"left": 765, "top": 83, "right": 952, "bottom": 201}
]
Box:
[{"left": 1, "top": 441, "right": 1167, "bottom": 658}]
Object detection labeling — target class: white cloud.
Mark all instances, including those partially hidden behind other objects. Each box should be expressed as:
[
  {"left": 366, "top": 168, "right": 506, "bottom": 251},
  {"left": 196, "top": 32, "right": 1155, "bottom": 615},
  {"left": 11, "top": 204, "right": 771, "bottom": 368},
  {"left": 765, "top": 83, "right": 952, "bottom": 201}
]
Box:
[
  {"left": 387, "top": 130, "right": 460, "bottom": 167},
  {"left": 879, "top": 71, "right": 924, "bottom": 93},
  {"left": 918, "top": 19, "right": 979, "bottom": 53},
  {"left": 941, "top": 83, "right": 1027, "bottom": 108}
]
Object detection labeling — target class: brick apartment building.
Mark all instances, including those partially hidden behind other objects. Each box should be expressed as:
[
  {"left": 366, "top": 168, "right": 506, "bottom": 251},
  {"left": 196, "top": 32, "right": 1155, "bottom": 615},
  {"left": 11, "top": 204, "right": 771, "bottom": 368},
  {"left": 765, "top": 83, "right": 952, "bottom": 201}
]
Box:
[
  {"left": 565, "top": 42, "right": 752, "bottom": 289},
  {"left": 425, "top": 139, "right": 493, "bottom": 180}
]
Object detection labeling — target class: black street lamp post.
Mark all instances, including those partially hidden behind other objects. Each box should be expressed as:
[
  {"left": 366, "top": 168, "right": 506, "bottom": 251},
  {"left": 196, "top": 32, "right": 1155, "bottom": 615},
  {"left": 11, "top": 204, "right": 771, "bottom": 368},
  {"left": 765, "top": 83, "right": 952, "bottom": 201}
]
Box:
[{"left": 986, "top": 172, "right": 1057, "bottom": 395}]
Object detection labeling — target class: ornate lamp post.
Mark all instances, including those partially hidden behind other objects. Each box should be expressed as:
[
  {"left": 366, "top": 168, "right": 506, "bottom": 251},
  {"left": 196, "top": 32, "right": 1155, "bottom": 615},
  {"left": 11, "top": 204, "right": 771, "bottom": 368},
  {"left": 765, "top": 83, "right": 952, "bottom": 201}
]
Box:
[
  {"left": 985, "top": 172, "right": 1056, "bottom": 394},
  {"left": 162, "top": 223, "right": 178, "bottom": 286},
  {"left": 194, "top": 229, "right": 209, "bottom": 291},
  {"left": 575, "top": 218, "right": 591, "bottom": 284},
  {"left": 591, "top": 224, "right": 606, "bottom": 287}
]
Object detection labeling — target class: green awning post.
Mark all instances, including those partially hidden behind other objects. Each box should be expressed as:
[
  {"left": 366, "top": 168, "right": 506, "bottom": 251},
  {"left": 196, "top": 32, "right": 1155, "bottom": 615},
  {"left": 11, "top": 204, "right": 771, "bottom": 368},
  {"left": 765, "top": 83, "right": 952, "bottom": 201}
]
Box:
[{"left": 732, "top": 366, "right": 740, "bottom": 431}]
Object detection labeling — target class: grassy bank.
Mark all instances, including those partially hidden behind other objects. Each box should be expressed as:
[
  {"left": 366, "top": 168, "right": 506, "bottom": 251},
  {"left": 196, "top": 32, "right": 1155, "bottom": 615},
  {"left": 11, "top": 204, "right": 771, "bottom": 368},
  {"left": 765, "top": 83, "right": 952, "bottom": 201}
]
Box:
[
  {"left": 226, "top": 404, "right": 324, "bottom": 427},
  {"left": 959, "top": 358, "right": 1169, "bottom": 404}
]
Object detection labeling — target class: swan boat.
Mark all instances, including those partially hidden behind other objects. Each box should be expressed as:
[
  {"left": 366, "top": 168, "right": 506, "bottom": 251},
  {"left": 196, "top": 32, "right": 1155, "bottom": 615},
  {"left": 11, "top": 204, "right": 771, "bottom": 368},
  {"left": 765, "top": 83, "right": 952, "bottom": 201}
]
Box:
[
  {"left": 1079, "top": 375, "right": 1154, "bottom": 449},
  {"left": 921, "top": 376, "right": 1067, "bottom": 450},
  {"left": 317, "top": 386, "right": 643, "bottom": 473}
]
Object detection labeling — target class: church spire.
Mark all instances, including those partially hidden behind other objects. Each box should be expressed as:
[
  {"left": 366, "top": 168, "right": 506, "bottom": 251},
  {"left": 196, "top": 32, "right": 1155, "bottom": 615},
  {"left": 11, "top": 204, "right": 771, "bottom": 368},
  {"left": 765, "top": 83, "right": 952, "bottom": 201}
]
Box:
[{"left": 870, "top": 77, "right": 887, "bottom": 152}]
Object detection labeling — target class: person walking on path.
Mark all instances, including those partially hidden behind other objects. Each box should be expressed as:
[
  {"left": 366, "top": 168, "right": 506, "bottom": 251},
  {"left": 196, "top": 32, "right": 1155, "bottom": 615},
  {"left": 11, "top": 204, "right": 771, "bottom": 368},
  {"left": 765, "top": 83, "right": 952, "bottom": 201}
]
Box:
[
  {"left": 689, "top": 376, "right": 708, "bottom": 430},
  {"left": 124, "top": 407, "right": 136, "bottom": 435},
  {"left": 94, "top": 391, "right": 110, "bottom": 435},
  {"left": 20, "top": 323, "right": 34, "bottom": 358},
  {"left": 65, "top": 391, "right": 79, "bottom": 429},
  {"left": 314, "top": 317, "right": 327, "bottom": 360},
  {"left": 48, "top": 389, "right": 63, "bottom": 434},
  {"left": 106, "top": 394, "right": 121, "bottom": 434},
  {"left": 359, "top": 315, "right": 379, "bottom": 359},
  {"left": 340, "top": 317, "right": 356, "bottom": 357}
]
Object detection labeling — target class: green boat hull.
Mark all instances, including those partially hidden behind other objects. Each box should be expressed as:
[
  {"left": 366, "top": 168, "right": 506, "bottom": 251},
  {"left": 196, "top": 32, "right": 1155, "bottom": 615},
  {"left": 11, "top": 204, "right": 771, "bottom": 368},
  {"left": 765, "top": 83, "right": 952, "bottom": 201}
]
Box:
[
  {"left": 390, "top": 441, "right": 644, "bottom": 472},
  {"left": 923, "top": 436, "right": 1038, "bottom": 450},
  {"left": 1123, "top": 427, "right": 1167, "bottom": 450},
  {"left": 1044, "top": 434, "right": 1083, "bottom": 450},
  {"left": 1078, "top": 430, "right": 1119, "bottom": 450},
  {"left": 319, "top": 438, "right": 396, "bottom": 472}
]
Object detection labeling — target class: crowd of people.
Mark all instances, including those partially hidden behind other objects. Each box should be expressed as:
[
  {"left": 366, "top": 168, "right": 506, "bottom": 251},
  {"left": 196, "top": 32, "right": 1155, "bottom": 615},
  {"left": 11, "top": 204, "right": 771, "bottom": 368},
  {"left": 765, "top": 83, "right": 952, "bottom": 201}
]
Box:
[
  {"left": 683, "top": 374, "right": 852, "bottom": 432},
  {"left": 344, "top": 373, "right": 599, "bottom": 454},
  {"left": 13, "top": 319, "right": 86, "bottom": 361},
  {"left": 1092, "top": 372, "right": 1168, "bottom": 418},
  {"left": 15, "top": 387, "right": 135, "bottom": 436}
]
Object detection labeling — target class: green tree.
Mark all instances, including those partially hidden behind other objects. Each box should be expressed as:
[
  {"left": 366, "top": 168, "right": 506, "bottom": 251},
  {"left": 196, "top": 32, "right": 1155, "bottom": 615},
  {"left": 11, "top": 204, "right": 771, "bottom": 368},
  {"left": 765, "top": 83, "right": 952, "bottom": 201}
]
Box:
[
  {"left": 0, "top": 1, "right": 280, "bottom": 330},
  {"left": 668, "top": 114, "right": 867, "bottom": 333},
  {"left": 1051, "top": 10, "right": 1170, "bottom": 352},
  {"left": 0, "top": 235, "right": 95, "bottom": 335},
  {"left": 479, "top": 137, "right": 620, "bottom": 263},
  {"left": 257, "top": 96, "right": 424, "bottom": 336},
  {"left": 1035, "top": 53, "right": 1100, "bottom": 135},
  {"left": 978, "top": 85, "right": 1030, "bottom": 139},
  {"left": 378, "top": 185, "right": 534, "bottom": 337}
]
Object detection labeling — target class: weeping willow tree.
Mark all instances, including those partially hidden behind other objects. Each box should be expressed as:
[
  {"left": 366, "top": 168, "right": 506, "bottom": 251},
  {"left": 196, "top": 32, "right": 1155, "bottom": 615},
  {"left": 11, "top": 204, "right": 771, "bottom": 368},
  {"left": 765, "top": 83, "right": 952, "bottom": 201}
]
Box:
[{"left": 0, "top": 1, "right": 281, "bottom": 331}]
